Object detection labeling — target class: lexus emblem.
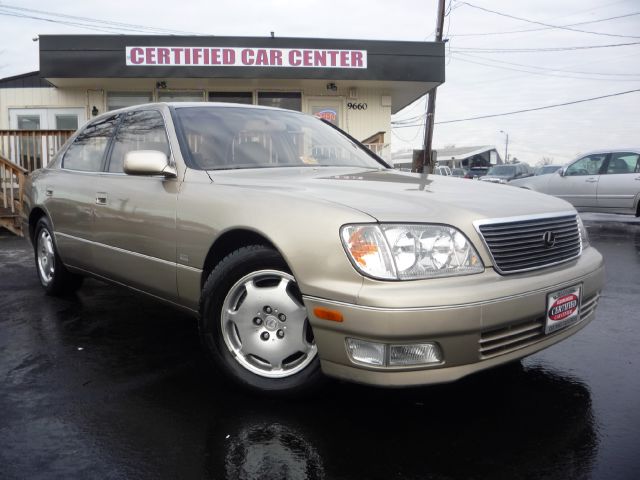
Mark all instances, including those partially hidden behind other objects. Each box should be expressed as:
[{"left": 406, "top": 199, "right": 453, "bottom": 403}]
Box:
[{"left": 542, "top": 231, "right": 557, "bottom": 248}]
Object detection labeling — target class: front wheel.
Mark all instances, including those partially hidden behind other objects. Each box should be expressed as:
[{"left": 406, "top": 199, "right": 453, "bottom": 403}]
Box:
[{"left": 199, "top": 245, "right": 323, "bottom": 394}]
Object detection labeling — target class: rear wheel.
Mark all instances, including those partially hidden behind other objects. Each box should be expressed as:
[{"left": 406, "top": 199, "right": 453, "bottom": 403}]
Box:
[
  {"left": 33, "top": 217, "right": 83, "bottom": 295},
  {"left": 199, "top": 245, "right": 323, "bottom": 394}
]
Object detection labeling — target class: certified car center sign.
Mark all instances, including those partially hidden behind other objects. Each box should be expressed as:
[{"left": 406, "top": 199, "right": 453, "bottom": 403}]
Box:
[{"left": 126, "top": 46, "right": 367, "bottom": 68}]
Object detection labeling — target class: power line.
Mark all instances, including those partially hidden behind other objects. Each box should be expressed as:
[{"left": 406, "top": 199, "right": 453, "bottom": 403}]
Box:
[
  {"left": 450, "top": 52, "right": 640, "bottom": 81},
  {"left": 455, "top": 1, "right": 640, "bottom": 39},
  {"left": 392, "top": 88, "right": 640, "bottom": 127},
  {"left": 448, "top": 11, "right": 640, "bottom": 38},
  {"left": 0, "top": 4, "right": 205, "bottom": 35},
  {"left": 451, "top": 41, "right": 640, "bottom": 53},
  {"left": 452, "top": 51, "right": 640, "bottom": 77}
]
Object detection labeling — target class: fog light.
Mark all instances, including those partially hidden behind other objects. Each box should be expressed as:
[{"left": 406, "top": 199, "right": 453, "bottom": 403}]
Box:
[
  {"left": 346, "top": 338, "right": 385, "bottom": 366},
  {"left": 389, "top": 343, "right": 442, "bottom": 366}
]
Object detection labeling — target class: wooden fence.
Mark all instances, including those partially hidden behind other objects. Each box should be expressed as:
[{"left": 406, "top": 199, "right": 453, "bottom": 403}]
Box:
[
  {"left": 0, "top": 153, "right": 27, "bottom": 236},
  {"left": 0, "top": 130, "right": 74, "bottom": 172}
]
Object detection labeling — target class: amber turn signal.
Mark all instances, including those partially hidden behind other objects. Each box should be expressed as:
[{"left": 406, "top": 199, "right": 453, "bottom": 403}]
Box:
[{"left": 313, "top": 307, "right": 344, "bottom": 322}]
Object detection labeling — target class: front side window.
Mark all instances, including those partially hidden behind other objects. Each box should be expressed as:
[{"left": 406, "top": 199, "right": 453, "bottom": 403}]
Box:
[
  {"left": 108, "top": 110, "right": 170, "bottom": 173},
  {"left": 174, "top": 106, "right": 384, "bottom": 171},
  {"left": 565, "top": 154, "right": 607, "bottom": 176},
  {"left": 605, "top": 152, "right": 639, "bottom": 174},
  {"left": 63, "top": 115, "right": 118, "bottom": 171}
]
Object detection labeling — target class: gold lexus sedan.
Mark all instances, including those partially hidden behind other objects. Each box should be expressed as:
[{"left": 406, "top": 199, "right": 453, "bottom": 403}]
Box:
[{"left": 23, "top": 103, "right": 604, "bottom": 393}]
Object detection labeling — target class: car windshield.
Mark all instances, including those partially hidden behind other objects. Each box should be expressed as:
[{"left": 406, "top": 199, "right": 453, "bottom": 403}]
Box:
[
  {"left": 487, "top": 165, "right": 515, "bottom": 176},
  {"left": 173, "top": 106, "right": 386, "bottom": 170}
]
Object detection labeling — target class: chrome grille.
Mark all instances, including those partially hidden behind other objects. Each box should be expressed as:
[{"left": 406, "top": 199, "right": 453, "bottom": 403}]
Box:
[
  {"left": 479, "top": 293, "right": 600, "bottom": 359},
  {"left": 477, "top": 213, "right": 581, "bottom": 274}
]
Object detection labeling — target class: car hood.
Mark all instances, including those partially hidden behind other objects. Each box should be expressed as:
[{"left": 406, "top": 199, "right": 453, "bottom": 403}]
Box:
[{"left": 207, "top": 167, "right": 574, "bottom": 223}]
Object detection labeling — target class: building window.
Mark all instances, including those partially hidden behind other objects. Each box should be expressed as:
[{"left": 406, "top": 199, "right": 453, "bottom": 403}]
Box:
[
  {"left": 157, "top": 91, "right": 204, "bottom": 102},
  {"left": 209, "top": 92, "right": 253, "bottom": 104},
  {"left": 107, "top": 92, "right": 153, "bottom": 111},
  {"left": 55, "top": 114, "right": 78, "bottom": 130},
  {"left": 257, "top": 92, "right": 302, "bottom": 111},
  {"left": 17, "top": 115, "right": 40, "bottom": 130}
]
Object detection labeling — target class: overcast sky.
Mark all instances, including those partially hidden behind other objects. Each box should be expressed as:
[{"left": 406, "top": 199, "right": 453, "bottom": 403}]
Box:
[{"left": 1, "top": 0, "right": 639, "bottom": 165}]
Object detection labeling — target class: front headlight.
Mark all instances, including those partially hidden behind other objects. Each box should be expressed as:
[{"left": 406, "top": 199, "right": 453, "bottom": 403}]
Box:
[
  {"left": 577, "top": 215, "right": 590, "bottom": 249},
  {"left": 341, "top": 224, "right": 484, "bottom": 280}
]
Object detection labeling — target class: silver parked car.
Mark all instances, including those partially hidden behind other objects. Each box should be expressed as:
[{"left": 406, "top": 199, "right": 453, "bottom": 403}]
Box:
[
  {"left": 24, "top": 103, "right": 604, "bottom": 393},
  {"left": 510, "top": 150, "right": 640, "bottom": 216}
]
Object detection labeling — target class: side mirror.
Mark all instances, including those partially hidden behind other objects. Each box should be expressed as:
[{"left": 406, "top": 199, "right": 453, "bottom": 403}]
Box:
[
  {"left": 558, "top": 168, "right": 565, "bottom": 177},
  {"left": 124, "top": 150, "right": 176, "bottom": 178}
]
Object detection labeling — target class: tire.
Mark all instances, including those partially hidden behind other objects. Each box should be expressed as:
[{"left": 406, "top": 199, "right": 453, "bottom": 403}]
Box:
[
  {"left": 33, "top": 216, "right": 84, "bottom": 296},
  {"left": 199, "top": 245, "right": 324, "bottom": 394}
]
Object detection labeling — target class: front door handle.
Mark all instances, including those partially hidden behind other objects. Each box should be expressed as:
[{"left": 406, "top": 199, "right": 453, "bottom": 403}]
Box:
[
  {"left": 45, "top": 188, "right": 53, "bottom": 197},
  {"left": 95, "top": 193, "right": 108, "bottom": 205},
  {"left": 585, "top": 178, "right": 598, "bottom": 183}
]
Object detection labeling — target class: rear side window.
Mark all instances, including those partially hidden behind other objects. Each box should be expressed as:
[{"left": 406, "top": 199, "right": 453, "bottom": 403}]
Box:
[
  {"left": 605, "top": 152, "right": 639, "bottom": 174},
  {"left": 63, "top": 116, "right": 118, "bottom": 171},
  {"left": 108, "top": 110, "right": 170, "bottom": 173}
]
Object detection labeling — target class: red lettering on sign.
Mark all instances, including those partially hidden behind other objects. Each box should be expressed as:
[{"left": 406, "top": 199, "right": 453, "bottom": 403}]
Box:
[
  {"left": 314, "top": 50, "right": 326, "bottom": 67},
  {"left": 130, "top": 47, "right": 144, "bottom": 64},
  {"left": 145, "top": 47, "right": 157, "bottom": 64},
  {"left": 303, "top": 50, "right": 312, "bottom": 66},
  {"left": 270, "top": 49, "right": 282, "bottom": 66},
  {"left": 289, "top": 50, "right": 301, "bottom": 66},
  {"left": 351, "top": 50, "right": 363, "bottom": 67},
  {"left": 193, "top": 48, "right": 202, "bottom": 64},
  {"left": 327, "top": 50, "right": 339, "bottom": 67},
  {"left": 171, "top": 47, "right": 183, "bottom": 64},
  {"left": 255, "top": 49, "right": 268, "bottom": 66},
  {"left": 156, "top": 48, "right": 169, "bottom": 65},
  {"left": 340, "top": 50, "right": 349, "bottom": 67},
  {"left": 184, "top": 48, "right": 191, "bottom": 64},
  {"left": 203, "top": 48, "right": 210, "bottom": 64},
  {"left": 210, "top": 48, "right": 220, "bottom": 65},
  {"left": 223, "top": 48, "right": 235, "bottom": 64},
  {"left": 242, "top": 48, "right": 254, "bottom": 65}
]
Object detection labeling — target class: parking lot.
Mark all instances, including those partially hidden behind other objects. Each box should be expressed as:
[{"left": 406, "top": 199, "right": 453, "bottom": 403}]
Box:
[{"left": 1, "top": 215, "right": 638, "bottom": 480}]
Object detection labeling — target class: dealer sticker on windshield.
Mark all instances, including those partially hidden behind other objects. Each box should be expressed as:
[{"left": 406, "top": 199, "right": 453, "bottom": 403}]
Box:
[{"left": 545, "top": 285, "right": 581, "bottom": 335}]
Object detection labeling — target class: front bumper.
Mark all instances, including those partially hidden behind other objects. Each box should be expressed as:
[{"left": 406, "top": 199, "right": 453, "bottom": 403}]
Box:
[{"left": 303, "top": 248, "right": 604, "bottom": 387}]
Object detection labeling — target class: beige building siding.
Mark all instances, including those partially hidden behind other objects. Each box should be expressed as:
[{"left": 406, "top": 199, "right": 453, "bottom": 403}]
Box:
[
  {"left": 0, "top": 83, "right": 391, "bottom": 152},
  {"left": 0, "top": 87, "right": 88, "bottom": 129}
]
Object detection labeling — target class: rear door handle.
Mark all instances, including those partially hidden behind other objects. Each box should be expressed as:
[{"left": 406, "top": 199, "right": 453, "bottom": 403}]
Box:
[
  {"left": 635, "top": 176, "right": 640, "bottom": 181},
  {"left": 95, "top": 193, "right": 108, "bottom": 205}
]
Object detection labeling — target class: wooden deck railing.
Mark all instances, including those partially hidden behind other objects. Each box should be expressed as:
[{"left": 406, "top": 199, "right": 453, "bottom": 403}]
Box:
[
  {"left": 0, "top": 129, "right": 74, "bottom": 172},
  {"left": 0, "top": 153, "right": 28, "bottom": 236}
]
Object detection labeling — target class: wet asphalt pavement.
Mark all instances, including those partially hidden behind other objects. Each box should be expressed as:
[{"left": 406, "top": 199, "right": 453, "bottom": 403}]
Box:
[{"left": 1, "top": 215, "right": 639, "bottom": 480}]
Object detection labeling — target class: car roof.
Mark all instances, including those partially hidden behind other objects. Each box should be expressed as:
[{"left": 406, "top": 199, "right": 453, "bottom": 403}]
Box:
[{"left": 100, "top": 101, "right": 303, "bottom": 118}]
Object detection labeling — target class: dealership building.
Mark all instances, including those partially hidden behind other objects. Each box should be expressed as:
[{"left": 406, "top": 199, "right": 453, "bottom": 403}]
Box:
[{"left": 0, "top": 35, "right": 444, "bottom": 163}]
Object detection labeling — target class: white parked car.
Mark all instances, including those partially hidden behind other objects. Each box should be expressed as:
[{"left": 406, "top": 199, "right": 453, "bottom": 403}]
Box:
[{"left": 510, "top": 150, "right": 640, "bottom": 216}]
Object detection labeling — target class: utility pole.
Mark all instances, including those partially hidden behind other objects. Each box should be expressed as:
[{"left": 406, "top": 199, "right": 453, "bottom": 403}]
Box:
[
  {"left": 415, "top": 0, "right": 446, "bottom": 174},
  {"left": 500, "top": 130, "right": 509, "bottom": 163}
]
